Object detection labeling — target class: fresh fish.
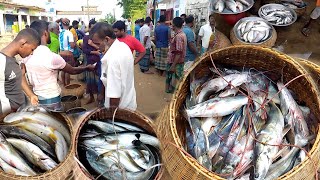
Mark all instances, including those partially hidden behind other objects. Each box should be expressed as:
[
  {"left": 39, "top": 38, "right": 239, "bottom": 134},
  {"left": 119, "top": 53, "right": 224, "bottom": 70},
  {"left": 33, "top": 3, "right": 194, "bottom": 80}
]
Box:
[
  {"left": 236, "top": 1, "right": 244, "bottom": 11},
  {"left": 265, "top": 134, "right": 308, "bottom": 180},
  {"left": 244, "top": 21, "right": 254, "bottom": 34},
  {"left": 201, "top": 117, "right": 222, "bottom": 135},
  {"left": 4, "top": 112, "right": 70, "bottom": 143},
  {"left": 0, "top": 125, "right": 56, "bottom": 159},
  {"left": 218, "top": 87, "right": 239, "bottom": 98},
  {"left": 107, "top": 120, "right": 145, "bottom": 132},
  {"left": 254, "top": 102, "right": 285, "bottom": 180},
  {"left": 225, "top": 0, "right": 238, "bottom": 13},
  {"left": 0, "top": 157, "right": 31, "bottom": 176},
  {"left": 215, "top": 0, "right": 225, "bottom": 12},
  {"left": 237, "top": 20, "right": 271, "bottom": 43},
  {"left": 7, "top": 138, "right": 58, "bottom": 171},
  {"left": 54, "top": 130, "right": 68, "bottom": 162},
  {"left": 0, "top": 133, "right": 36, "bottom": 175},
  {"left": 261, "top": 8, "right": 293, "bottom": 25},
  {"left": 88, "top": 120, "right": 127, "bottom": 133},
  {"left": 187, "top": 96, "right": 248, "bottom": 118},
  {"left": 277, "top": 82, "right": 309, "bottom": 137},
  {"left": 197, "top": 73, "right": 251, "bottom": 103},
  {"left": 238, "top": 0, "right": 250, "bottom": 6}
]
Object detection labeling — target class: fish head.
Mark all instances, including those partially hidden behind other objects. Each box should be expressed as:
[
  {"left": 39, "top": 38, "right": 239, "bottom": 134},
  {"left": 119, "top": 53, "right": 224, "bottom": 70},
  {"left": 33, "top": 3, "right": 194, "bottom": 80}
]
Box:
[
  {"left": 254, "top": 153, "right": 270, "bottom": 180},
  {"left": 40, "top": 158, "right": 58, "bottom": 170}
]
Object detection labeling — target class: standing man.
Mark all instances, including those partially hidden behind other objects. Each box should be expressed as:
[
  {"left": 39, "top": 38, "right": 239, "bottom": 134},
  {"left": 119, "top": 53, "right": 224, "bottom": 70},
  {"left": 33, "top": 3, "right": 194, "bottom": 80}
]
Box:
[
  {"left": 80, "top": 20, "right": 86, "bottom": 34},
  {"left": 301, "top": 0, "right": 320, "bottom": 36},
  {"left": 125, "top": 18, "right": 132, "bottom": 35},
  {"left": 22, "top": 20, "right": 95, "bottom": 111},
  {"left": 154, "top": 15, "right": 170, "bottom": 76},
  {"left": 139, "top": 17, "right": 153, "bottom": 74},
  {"left": 90, "top": 22, "right": 137, "bottom": 110},
  {"left": 59, "top": 18, "right": 75, "bottom": 86},
  {"left": 197, "top": 14, "right": 216, "bottom": 55},
  {"left": 134, "top": 19, "right": 141, "bottom": 41},
  {"left": 47, "top": 22, "right": 60, "bottom": 54},
  {"left": 183, "top": 16, "right": 198, "bottom": 73},
  {"left": 0, "top": 29, "right": 40, "bottom": 117},
  {"left": 70, "top": 20, "right": 79, "bottom": 42},
  {"left": 166, "top": 17, "right": 187, "bottom": 93},
  {"left": 112, "top": 20, "right": 146, "bottom": 64},
  {"left": 180, "top": 14, "right": 187, "bottom": 25}
]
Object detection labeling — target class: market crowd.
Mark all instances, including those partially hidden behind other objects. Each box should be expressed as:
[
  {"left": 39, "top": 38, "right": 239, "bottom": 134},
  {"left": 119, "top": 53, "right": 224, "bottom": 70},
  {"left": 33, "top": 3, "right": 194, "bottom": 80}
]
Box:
[{"left": 0, "top": 13, "right": 220, "bottom": 117}]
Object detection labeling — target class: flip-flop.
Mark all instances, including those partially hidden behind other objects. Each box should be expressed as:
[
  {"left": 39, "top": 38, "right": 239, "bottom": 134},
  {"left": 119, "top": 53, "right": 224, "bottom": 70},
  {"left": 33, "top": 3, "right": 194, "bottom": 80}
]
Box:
[{"left": 301, "top": 28, "right": 310, "bottom": 37}]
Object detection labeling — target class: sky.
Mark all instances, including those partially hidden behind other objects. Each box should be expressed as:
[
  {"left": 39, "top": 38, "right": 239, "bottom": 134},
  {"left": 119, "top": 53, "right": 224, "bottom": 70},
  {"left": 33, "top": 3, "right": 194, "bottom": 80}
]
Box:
[{"left": 53, "top": 0, "right": 124, "bottom": 19}]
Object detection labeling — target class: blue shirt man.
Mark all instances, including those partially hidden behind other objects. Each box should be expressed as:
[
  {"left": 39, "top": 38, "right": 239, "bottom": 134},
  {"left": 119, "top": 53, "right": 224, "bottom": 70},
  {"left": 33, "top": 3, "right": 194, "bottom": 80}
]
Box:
[
  {"left": 134, "top": 20, "right": 141, "bottom": 41},
  {"left": 183, "top": 16, "right": 198, "bottom": 62}
]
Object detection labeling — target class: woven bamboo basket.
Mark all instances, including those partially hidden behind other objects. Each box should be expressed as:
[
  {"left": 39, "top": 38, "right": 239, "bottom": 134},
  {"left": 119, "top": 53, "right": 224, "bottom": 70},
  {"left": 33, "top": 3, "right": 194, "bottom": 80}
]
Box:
[
  {"left": 0, "top": 112, "right": 76, "bottom": 180},
  {"left": 156, "top": 45, "right": 320, "bottom": 180},
  {"left": 298, "top": 59, "right": 320, "bottom": 92},
  {"left": 230, "top": 27, "right": 277, "bottom": 47},
  {"left": 73, "top": 108, "right": 165, "bottom": 180},
  {"left": 200, "top": 30, "right": 232, "bottom": 59},
  {"left": 62, "top": 83, "right": 86, "bottom": 98},
  {"left": 61, "top": 95, "right": 81, "bottom": 112}
]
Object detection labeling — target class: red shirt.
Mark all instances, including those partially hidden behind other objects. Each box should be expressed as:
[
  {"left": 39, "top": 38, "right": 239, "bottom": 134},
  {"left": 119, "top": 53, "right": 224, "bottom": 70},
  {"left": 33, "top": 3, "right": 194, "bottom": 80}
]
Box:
[
  {"left": 117, "top": 35, "right": 145, "bottom": 53},
  {"left": 168, "top": 29, "right": 187, "bottom": 64},
  {"left": 317, "top": 0, "right": 320, "bottom": 7}
]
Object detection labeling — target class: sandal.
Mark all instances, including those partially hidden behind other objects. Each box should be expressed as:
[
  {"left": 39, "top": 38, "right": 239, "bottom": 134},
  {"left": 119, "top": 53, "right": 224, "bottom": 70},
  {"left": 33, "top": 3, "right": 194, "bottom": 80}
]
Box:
[{"left": 301, "top": 27, "right": 310, "bottom": 37}]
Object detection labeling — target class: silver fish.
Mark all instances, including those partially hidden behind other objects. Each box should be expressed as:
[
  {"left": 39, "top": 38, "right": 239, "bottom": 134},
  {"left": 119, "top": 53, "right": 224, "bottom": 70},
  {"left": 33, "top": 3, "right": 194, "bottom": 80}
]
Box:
[
  {"left": 0, "top": 157, "right": 31, "bottom": 176},
  {"left": 215, "top": 0, "right": 225, "bottom": 12},
  {"left": 7, "top": 138, "right": 58, "bottom": 171},
  {"left": 225, "top": 0, "right": 238, "bottom": 13}
]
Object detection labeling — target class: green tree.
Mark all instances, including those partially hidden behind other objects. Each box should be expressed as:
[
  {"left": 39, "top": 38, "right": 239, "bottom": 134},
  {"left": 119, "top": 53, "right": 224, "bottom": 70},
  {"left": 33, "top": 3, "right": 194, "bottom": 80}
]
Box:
[
  {"left": 117, "top": 0, "right": 147, "bottom": 18},
  {"left": 100, "top": 13, "right": 116, "bottom": 24}
]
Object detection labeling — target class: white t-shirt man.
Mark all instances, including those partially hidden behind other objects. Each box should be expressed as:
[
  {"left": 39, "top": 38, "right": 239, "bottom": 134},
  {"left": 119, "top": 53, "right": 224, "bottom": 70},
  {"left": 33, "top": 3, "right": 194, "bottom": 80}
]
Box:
[
  {"left": 59, "top": 29, "right": 74, "bottom": 52},
  {"left": 100, "top": 39, "right": 137, "bottom": 110},
  {"left": 198, "top": 24, "right": 214, "bottom": 49},
  {"left": 139, "top": 24, "right": 151, "bottom": 49},
  {"left": 22, "top": 45, "right": 67, "bottom": 99}
]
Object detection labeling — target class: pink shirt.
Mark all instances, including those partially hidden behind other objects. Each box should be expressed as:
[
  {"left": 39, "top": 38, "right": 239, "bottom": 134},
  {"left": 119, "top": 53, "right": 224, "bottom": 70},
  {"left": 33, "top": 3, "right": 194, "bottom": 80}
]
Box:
[
  {"left": 23, "top": 45, "right": 67, "bottom": 99},
  {"left": 117, "top": 35, "right": 145, "bottom": 54}
]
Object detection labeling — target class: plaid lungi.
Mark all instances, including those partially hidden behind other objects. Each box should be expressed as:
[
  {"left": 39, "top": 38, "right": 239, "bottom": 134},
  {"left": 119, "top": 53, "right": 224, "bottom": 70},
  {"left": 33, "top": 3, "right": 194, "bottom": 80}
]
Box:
[
  {"left": 166, "top": 63, "right": 184, "bottom": 93},
  {"left": 139, "top": 49, "right": 151, "bottom": 71},
  {"left": 155, "top": 48, "right": 168, "bottom": 71}
]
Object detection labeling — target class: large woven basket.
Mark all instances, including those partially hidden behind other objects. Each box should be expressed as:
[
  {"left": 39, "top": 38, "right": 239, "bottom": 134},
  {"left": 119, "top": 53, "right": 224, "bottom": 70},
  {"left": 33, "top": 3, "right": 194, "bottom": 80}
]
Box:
[
  {"left": 61, "top": 95, "right": 81, "bottom": 112},
  {"left": 73, "top": 108, "right": 165, "bottom": 179},
  {"left": 62, "top": 83, "right": 86, "bottom": 98},
  {"left": 298, "top": 59, "right": 320, "bottom": 92},
  {"left": 0, "top": 112, "right": 76, "bottom": 180},
  {"left": 230, "top": 27, "right": 277, "bottom": 47},
  {"left": 156, "top": 45, "right": 320, "bottom": 180}
]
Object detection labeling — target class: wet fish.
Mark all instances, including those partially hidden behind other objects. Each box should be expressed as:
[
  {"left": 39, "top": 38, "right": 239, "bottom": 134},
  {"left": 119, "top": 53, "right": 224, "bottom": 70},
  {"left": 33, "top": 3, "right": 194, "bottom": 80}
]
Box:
[
  {"left": 237, "top": 20, "right": 271, "bottom": 43},
  {"left": 0, "top": 133, "right": 36, "bottom": 175},
  {"left": 201, "top": 117, "right": 222, "bottom": 135},
  {"left": 7, "top": 138, "right": 58, "bottom": 171},
  {"left": 187, "top": 96, "right": 248, "bottom": 118},
  {"left": 277, "top": 82, "right": 309, "bottom": 137},
  {"left": 225, "top": 0, "right": 238, "bottom": 13},
  {"left": 0, "top": 125, "right": 56, "bottom": 159},
  {"left": 88, "top": 120, "right": 127, "bottom": 133},
  {"left": 254, "top": 102, "right": 285, "bottom": 180},
  {"left": 54, "top": 130, "right": 68, "bottom": 162},
  {"left": 0, "top": 157, "right": 30, "bottom": 176},
  {"left": 215, "top": 0, "right": 225, "bottom": 12}
]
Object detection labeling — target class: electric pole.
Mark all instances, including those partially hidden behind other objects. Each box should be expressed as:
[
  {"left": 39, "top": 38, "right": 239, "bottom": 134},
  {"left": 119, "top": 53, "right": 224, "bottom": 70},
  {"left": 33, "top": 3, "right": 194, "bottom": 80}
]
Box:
[{"left": 87, "top": 0, "right": 90, "bottom": 21}]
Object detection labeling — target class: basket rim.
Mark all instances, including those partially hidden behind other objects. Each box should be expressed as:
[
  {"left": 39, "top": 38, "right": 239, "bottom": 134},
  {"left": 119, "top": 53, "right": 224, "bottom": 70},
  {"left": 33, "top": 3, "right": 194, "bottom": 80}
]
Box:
[
  {"left": 167, "top": 45, "right": 320, "bottom": 179},
  {"left": 0, "top": 112, "right": 75, "bottom": 179}
]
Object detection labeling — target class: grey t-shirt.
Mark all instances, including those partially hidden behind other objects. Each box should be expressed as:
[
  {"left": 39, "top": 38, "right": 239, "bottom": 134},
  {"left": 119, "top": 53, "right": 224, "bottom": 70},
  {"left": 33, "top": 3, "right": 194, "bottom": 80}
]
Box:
[{"left": 0, "top": 53, "right": 25, "bottom": 114}]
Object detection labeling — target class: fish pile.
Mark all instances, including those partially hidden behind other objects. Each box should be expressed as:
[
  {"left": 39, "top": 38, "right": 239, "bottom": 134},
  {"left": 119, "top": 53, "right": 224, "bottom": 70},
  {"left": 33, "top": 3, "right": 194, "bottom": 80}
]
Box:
[
  {"left": 79, "top": 119, "right": 161, "bottom": 180},
  {"left": 260, "top": 6, "right": 294, "bottom": 25},
  {"left": 236, "top": 20, "right": 272, "bottom": 43},
  {"left": 213, "top": 0, "right": 251, "bottom": 13},
  {"left": 184, "top": 68, "right": 315, "bottom": 179},
  {"left": 281, "top": 0, "right": 306, "bottom": 9},
  {"left": 0, "top": 112, "right": 70, "bottom": 176}
]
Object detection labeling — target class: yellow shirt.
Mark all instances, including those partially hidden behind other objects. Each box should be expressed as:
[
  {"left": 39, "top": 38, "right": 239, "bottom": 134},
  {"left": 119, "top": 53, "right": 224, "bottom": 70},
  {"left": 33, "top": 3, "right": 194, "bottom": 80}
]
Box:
[{"left": 70, "top": 28, "right": 78, "bottom": 42}]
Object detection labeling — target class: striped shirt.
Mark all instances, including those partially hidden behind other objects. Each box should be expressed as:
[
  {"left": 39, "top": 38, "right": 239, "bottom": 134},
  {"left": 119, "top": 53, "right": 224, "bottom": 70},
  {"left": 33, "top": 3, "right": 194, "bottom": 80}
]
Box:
[
  {"left": 59, "top": 29, "right": 74, "bottom": 52},
  {"left": 0, "top": 53, "right": 25, "bottom": 115}
]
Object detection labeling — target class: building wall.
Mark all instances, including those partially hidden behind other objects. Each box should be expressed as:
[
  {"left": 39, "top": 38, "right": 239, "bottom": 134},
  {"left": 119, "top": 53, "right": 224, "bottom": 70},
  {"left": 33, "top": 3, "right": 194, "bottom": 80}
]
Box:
[{"left": 186, "top": 0, "right": 211, "bottom": 33}]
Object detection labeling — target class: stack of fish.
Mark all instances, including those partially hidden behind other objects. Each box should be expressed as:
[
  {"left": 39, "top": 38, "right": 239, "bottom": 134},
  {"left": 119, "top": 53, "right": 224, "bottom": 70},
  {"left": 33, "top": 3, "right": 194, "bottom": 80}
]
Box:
[
  {"left": 79, "top": 120, "right": 161, "bottom": 180},
  {"left": 236, "top": 20, "right": 272, "bottom": 43},
  {"left": 260, "top": 6, "right": 294, "bottom": 25},
  {"left": 0, "top": 112, "right": 70, "bottom": 176},
  {"left": 281, "top": 0, "right": 306, "bottom": 9},
  {"left": 184, "top": 68, "right": 315, "bottom": 179},
  {"left": 213, "top": 0, "right": 251, "bottom": 13}
]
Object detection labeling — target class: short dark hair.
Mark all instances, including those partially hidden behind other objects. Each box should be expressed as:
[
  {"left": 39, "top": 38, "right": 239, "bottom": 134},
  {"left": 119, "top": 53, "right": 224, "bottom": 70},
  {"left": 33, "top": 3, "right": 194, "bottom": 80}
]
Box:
[
  {"left": 145, "top": 17, "right": 151, "bottom": 23},
  {"left": 89, "top": 22, "right": 116, "bottom": 40},
  {"left": 112, "top": 20, "right": 126, "bottom": 31},
  {"left": 72, "top": 20, "right": 79, "bottom": 26},
  {"left": 209, "top": 14, "right": 214, "bottom": 19},
  {"left": 14, "top": 28, "right": 41, "bottom": 45},
  {"left": 140, "top": 19, "right": 145, "bottom": 23},
  {"left": 89, "top": 19, "right": 97, "bottom": 28},
  {"left": 30, "top": 20, "right": 49, "bottom": 37},
  {"left": 185, "top": 16, "right": 194, "bottom": 24},
  {"left": 159, "top": 15, "right": 166, "bottom": 23},
  {"left": 172, "top": 17, "right": 183, "bottom": 28},
  {"left": 180, "top": 14, "right": 187, "bottom": 18}
]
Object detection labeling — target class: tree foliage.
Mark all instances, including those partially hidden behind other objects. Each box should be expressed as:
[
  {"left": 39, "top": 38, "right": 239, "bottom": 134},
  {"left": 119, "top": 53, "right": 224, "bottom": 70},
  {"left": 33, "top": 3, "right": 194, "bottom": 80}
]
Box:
[
  {"left": 100, "top": 13, "right": 116, "bottom": 24},
  {"left": 117, "top": 0, "right": 148, "bottom": 18}
]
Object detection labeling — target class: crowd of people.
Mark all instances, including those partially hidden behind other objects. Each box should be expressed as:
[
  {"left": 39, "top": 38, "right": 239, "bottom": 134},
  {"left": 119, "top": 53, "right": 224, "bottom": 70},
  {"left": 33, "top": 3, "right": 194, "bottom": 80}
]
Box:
[{"left": 0, "top": 13, "right": 219, "bottom": 117}]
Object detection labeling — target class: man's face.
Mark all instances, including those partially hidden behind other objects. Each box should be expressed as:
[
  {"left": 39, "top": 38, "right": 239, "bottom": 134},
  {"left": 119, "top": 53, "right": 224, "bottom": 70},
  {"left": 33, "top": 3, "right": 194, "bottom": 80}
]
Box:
[
  {"left": 209, "top": 16, "right": 215, "bottom": 25},
  {"left": 91, "top": 33, "right": 112, "bottom": 50},
  {"left": 53, "top": 26, "right": 60, "bottom": 35},
  {"left": 113, "top": 28, "right": 124, "bottom": 38},
  {"left": 19, "top": 42, "right": 38, "bottom": 58}
]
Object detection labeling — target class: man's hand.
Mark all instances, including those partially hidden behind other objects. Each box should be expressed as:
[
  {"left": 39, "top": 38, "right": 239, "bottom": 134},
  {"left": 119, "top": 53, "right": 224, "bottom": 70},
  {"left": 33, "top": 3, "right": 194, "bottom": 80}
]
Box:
[
  {"left": 86, "top": 64, "right": 96, "bottom": 71},
  {"left": 91, "top": 50, "right": 100, "bottom": 55},
  {"left": 169, "top": 65, "right": 176, "bottom": 73},
  {"left": 88, "top": 39, "right": 94, "bottom": 46},
  {"left": 30, "top": 95, "right": 39, "bottom": 106}
]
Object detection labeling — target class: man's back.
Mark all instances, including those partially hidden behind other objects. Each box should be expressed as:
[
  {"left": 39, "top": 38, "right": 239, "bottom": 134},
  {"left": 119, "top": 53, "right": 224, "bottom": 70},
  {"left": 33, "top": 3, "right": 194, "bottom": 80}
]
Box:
[
  {"left": 135, "top": 25, "right": 140, "bottom": 40},
  {"left": 139, "top": 24, "right": 151, "bottom": 48},
  {"left": 118, "top": 35, "right": 145, "bottom": 54},
  {"left": 155, "top": 24, "right": 169, "bottom": 48},
  {"left": 183, "top": 26, "right": 196, "bottom": 61},
  {"left": 59, "top": 29, "right": 74, "bottom": 52},
  {"left": 101, "top": 40, "right": 137, "bottom": 110}
]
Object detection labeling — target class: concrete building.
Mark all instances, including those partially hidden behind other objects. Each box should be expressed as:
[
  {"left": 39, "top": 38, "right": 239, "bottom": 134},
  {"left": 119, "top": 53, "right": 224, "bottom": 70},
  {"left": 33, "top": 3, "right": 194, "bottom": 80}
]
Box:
[
  {"left": 0, "top": 0, "right": 54, "bottom": 35},
  {"left": 185, "top": 0, "right": 211, "bottom": 31},
  {"left": 55, "top": 6, "right": 102, "bottom": 24}
]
